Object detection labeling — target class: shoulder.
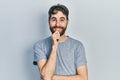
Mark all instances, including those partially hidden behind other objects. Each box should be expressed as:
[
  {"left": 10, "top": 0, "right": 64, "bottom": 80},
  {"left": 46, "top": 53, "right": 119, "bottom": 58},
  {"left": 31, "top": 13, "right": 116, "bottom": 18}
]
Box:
[
  {"left": 68, "top": 36, "right": 84, "bottom": 47},
  {"left": 33, "top": 36, "right": 52, "bottom": 48}
]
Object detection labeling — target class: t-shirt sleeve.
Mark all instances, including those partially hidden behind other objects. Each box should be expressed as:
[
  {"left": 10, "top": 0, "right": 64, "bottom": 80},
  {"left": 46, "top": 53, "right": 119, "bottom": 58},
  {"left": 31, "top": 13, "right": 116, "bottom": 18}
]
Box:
[
  {"left": 75, "top": 43, "right": 87, "bottom": 68},
  {"left": 33, "top": 42, "right": 47, "bottom": 65}
]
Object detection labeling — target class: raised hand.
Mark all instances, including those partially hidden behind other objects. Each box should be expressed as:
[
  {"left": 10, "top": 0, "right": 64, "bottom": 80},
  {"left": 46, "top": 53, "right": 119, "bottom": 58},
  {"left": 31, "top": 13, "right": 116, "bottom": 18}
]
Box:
[{"left": 51, "top": 31, "right": 60, "bottom": 47}]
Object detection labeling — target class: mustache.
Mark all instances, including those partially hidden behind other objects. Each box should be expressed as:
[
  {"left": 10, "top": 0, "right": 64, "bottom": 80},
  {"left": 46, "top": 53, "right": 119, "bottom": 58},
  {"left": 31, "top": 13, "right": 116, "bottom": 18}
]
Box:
[{"left": 52, "top": 26, "right": 64, "bottom": 29}]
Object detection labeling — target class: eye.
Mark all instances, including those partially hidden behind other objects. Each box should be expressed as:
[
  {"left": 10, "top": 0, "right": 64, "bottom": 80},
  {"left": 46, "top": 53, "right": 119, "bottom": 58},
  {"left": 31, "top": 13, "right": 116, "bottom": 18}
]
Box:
[
  {"left": 60, "top": 19, "right": 65, "bottom": 21},
  {"left": 50, "top": 17, "right": 56, "bottom": 21},
  {"left": 60, "top": 17, "right": 65, "bottom": 22}
]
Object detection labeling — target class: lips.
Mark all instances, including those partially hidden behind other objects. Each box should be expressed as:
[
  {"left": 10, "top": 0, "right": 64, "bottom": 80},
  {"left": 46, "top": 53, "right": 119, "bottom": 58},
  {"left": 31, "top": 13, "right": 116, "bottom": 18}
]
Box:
[
  {"left": 53, "top": 27, "right": 63, "bottom": 32},
  {"left": 55, "top": 28, "right": 62, "bottom": 31}
]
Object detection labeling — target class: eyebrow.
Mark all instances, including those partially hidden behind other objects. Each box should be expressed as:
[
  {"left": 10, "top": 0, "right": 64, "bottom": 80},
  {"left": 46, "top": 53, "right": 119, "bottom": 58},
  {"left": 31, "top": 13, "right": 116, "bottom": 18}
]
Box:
[
  {"left": 50, "top": 17, "right": 66, "bottom": 19},
  {"left": 60, "top": 17, "right": 65, "bottom": 20},
  {"left": 50, "top": 17, "right": 56, "bottom": 19}
]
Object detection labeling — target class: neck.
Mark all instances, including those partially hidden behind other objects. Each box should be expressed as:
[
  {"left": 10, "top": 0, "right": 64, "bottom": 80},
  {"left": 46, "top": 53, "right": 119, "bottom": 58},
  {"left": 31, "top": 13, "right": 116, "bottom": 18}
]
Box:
[{"left": 59, "top": 34, "right": 68, "bottom": 42}]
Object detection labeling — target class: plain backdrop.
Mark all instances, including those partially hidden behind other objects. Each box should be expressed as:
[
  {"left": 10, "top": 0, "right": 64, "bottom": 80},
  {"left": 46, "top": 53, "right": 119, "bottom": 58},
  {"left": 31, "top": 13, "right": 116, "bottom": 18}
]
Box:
[{"left": 0, "top": 0, "right": 120, "bottom": 80}]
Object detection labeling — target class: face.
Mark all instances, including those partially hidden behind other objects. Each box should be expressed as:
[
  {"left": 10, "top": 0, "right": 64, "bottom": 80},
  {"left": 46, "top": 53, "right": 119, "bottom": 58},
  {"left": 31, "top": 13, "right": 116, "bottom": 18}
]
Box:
[{"left": 49, "top": 11, "right": 69, "bottom": 36}]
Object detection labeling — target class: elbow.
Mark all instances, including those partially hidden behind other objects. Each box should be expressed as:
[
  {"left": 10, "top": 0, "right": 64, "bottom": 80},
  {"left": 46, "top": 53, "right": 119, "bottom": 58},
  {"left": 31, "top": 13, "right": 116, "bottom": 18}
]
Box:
[
  {"left": 41, "top": 71, "right": 53, "bottom": 80},
  {"left": 41, "top": 76, "right": 52, "bottom": 80},
  {"left": 78, "top": 75, "right": 88, "bottom": 80},
  {"left": 41, "top": 75, "right": 52, "bottom": 80}
]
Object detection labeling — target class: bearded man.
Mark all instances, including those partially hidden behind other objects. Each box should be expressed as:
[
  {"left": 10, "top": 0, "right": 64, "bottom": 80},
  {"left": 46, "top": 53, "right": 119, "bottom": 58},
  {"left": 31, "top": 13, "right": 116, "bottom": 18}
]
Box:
[{"left": 33, "top": 4, "right": 88, "bottom": 80}]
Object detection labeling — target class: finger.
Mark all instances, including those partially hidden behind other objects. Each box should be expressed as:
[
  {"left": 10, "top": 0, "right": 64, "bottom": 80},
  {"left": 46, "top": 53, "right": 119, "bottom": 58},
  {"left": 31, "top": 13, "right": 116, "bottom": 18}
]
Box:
[{"left": 54, "top": 31, "right": 58, "bottom": 33}]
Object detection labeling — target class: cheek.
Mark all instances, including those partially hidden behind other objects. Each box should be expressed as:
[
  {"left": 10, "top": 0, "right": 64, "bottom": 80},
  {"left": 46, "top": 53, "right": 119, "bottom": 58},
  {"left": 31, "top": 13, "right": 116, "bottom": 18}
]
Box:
[
  {"left": 63, "top": 21, "right": 68, "bottom": 25},
  {"left": 49, "top": 21, "right": 56, "bottom": 26},
  {"left": 61, "top": 23, "right": 68, "bottom": 27}
]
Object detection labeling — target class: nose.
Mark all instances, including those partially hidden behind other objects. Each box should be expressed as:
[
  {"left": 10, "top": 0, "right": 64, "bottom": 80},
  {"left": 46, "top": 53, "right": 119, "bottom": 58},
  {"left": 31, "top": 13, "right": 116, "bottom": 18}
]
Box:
[{"left": 56, "top": 21, "right": 60, "bottom": 27}]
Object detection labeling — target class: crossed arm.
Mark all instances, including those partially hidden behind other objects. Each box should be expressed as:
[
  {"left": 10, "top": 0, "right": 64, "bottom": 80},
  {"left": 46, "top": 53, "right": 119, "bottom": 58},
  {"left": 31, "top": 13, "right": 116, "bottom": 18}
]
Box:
[
  {"left": 37, "top": 32, "right": 88, "bottom": 80},
  {"left": 52, "top": 65, "right": 88, "bottom": 80},
  {"left": 37, "top": 60, "right": 88, "bottom": 80},
  {"left": 37, "top": 45, "right": 88, "bottom": 80}
]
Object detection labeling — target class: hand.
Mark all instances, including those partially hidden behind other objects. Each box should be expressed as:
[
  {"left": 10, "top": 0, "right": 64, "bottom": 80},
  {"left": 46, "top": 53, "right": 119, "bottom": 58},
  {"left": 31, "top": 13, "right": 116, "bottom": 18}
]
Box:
[{"left": 51, "top": 31, "right": 60, "bottom": 46}]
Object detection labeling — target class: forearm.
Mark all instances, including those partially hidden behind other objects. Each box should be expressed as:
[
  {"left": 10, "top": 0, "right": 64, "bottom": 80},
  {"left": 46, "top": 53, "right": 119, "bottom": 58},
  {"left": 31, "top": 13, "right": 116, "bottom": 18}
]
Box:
[
  {"left": 41, "top": 46, "right": 57, "bottom": 79},
  {"left": 52, "top": 75, "right": 87, "bottom": 80}
]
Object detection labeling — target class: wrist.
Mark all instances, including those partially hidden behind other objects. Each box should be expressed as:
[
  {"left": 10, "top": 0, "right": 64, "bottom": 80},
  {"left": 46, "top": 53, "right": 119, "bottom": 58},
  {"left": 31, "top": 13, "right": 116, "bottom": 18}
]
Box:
[{"left": 52, "top": 45, "right": 58, "bottom": 51}]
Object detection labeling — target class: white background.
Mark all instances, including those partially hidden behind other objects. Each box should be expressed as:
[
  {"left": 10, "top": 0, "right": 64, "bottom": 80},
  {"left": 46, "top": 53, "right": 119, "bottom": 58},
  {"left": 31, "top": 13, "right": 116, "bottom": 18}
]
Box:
[{"left": 0, "top": 0, "right": 120, "bottom": 80}]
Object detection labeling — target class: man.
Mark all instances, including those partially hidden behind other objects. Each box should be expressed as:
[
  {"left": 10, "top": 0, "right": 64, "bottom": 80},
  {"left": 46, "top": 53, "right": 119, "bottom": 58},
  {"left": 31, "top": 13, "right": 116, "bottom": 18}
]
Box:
[{"left": 33, "top": 4, "right": 88, "bottom": 80}]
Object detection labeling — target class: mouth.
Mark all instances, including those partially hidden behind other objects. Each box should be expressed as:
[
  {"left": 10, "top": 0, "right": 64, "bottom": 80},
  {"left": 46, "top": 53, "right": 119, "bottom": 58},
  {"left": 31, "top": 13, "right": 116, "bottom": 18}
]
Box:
[
  {"left": 54, "top": 27, "right": 62, "bottom": 32},
  {"left": 50, "top": 26, "right": 66, "bottom": 36}
]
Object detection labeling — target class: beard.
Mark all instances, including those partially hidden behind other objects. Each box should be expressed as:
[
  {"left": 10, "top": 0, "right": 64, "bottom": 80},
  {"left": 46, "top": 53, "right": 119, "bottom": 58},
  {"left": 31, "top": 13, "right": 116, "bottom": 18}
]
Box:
[{"left": 50, "top": 26, "right": 67, "bottom": 36}]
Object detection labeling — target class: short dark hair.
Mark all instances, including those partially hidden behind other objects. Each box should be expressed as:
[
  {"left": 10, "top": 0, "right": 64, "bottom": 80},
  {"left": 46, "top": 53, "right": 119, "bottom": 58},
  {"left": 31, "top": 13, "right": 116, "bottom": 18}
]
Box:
[{"left": 48, "top": 4, "right": 69, "bottom": 20}]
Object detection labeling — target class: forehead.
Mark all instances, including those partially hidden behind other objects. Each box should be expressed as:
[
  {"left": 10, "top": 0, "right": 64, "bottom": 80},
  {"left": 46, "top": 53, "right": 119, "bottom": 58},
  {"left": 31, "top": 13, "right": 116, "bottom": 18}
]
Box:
[{"left": 51, "top": 11, "right": 67, "bottom": 19}]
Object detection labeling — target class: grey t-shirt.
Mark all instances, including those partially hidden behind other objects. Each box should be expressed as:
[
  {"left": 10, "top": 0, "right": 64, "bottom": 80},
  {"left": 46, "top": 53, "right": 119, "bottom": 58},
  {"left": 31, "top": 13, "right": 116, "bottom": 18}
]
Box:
[{"left": 33, "top": 36, "right": 87, "bottom": 76}]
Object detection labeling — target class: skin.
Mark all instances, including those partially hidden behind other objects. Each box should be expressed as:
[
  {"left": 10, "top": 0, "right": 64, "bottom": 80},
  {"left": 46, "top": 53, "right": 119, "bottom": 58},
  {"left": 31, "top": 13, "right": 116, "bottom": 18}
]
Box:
[{"left": 37, "top": 11, "right": 88, "bottom": 80}]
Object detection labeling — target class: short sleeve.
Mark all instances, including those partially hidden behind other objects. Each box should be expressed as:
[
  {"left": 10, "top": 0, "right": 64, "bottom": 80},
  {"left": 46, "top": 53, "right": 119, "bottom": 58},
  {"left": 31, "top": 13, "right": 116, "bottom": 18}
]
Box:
[
  {"left": 33, "top": 42, "right": 47, "bottom": 65},
  {"left": 75, "top": 43, "right": 87, "bottom": 68}
]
